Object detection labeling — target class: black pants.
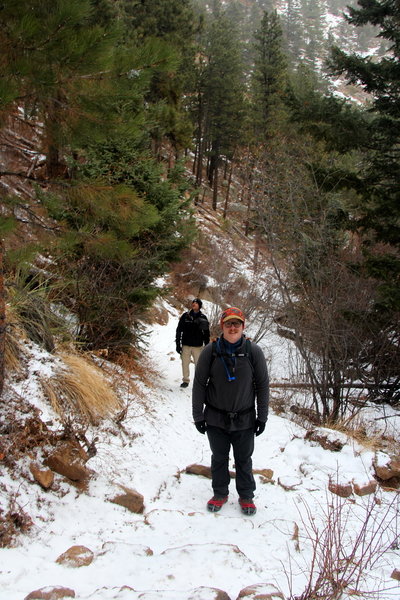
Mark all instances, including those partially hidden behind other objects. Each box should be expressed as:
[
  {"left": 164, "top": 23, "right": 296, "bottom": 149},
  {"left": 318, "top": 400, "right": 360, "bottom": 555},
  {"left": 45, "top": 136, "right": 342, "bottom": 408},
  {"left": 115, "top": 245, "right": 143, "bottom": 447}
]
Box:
[{"left": 207, "top": 425, "right": 256, "bottom": 499}]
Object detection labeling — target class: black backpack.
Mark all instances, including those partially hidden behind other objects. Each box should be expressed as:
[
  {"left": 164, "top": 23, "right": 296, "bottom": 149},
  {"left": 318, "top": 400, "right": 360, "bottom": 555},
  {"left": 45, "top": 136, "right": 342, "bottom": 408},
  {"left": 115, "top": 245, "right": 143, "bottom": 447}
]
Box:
[
  {"left": 206, "top": 337, "right": 255, "bottom": 421},
  {"left": 210, "top": 337, "right": 254, "bottom": 372}
]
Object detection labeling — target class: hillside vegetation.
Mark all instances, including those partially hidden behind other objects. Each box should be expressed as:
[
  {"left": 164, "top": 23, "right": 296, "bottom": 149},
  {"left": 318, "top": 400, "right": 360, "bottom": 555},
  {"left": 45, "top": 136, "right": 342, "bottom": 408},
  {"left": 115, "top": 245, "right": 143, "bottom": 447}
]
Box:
[{"left": 0, "top": 0, "right": 399, "bottom": 425}]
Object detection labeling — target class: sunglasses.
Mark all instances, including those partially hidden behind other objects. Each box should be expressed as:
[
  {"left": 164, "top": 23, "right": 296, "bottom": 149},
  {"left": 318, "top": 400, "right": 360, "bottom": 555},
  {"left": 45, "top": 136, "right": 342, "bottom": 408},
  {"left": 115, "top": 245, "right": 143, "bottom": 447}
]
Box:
[{"left": 224, "top": 320, "right": 243, "bottom": 328}]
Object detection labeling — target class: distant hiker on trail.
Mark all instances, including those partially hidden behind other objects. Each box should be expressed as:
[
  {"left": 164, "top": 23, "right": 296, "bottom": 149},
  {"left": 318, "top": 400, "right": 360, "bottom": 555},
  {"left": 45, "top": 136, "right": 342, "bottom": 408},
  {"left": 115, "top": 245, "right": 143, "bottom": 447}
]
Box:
[
  {"left": 176, "top": 298, "right": 210, "bottom": 389},
  {"left": 192, "top": 306, "right": 269, "bottom": 516}
]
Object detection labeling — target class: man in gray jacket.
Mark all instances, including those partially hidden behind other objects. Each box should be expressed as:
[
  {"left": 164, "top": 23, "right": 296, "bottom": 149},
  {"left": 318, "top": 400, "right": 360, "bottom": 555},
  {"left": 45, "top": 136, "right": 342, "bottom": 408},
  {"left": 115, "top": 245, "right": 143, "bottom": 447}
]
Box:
[{"left": 192, "top": 307, "right": 269, "bottom": 515}]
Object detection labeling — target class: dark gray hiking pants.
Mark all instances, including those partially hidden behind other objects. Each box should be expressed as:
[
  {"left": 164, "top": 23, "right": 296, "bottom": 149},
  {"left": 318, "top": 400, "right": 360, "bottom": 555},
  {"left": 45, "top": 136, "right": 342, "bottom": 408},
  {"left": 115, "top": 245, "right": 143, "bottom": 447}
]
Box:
[{"left": 206, "top": 425, "right": 255, "bottom": 499}]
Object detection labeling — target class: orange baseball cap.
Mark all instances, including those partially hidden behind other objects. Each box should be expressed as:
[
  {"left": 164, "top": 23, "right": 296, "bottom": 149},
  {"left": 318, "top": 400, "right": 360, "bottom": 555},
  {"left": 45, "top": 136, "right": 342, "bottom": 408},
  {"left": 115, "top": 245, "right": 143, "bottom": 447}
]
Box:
[{"left": 220, "top": 307, "right": 245, "bottom": 328}]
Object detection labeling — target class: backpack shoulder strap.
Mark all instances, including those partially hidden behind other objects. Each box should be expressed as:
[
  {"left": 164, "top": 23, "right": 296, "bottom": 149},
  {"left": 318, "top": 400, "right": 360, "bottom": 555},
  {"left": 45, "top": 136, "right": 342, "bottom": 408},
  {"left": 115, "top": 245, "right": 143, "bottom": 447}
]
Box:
[
  {"left": 246, "top": 339, "right": 253, "bottom": 367},
  {"left": 210, "top": 337, "right": 254, "bottom": 370}
]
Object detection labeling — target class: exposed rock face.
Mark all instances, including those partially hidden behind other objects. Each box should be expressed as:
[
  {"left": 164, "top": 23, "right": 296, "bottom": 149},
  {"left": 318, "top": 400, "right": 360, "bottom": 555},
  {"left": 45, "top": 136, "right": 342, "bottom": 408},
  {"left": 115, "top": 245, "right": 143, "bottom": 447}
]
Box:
[
  {"left": 110, "top": 485, "right": 144, "bottom": 514},
  {"left": 30, "top": 462, "right": 54, "bottom": 490},
  {"left": 44, "top": 441, "right": 91, "bottom": 482},
  {"left": 55, "top": 545, "right": 94, "bottom": 568},
  {"left": 24, "top": 586, "right": 75, "bottom": 600},
  {"left": 237, "top": 583, "right": 286, "bottom": 599}
]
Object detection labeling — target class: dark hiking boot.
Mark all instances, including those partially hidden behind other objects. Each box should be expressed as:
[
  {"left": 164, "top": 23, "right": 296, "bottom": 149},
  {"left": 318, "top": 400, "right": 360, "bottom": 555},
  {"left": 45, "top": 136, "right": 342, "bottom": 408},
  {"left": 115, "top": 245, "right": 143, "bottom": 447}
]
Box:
[
  {"left": 207, "top": 496, "right": 228, "bottom": 512},
  {"left": 239, "top": 498, "right": 257, "bottom": 515},
  {"left": 180, "top": 382, "right": 189, "bottom": 388}
]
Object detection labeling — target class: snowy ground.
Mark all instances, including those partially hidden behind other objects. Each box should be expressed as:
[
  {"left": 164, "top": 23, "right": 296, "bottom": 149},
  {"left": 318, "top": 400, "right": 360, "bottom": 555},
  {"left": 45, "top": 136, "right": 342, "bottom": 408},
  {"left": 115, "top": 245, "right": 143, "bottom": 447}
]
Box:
[{"left": 0, "top": 300, "right": 399, "bottom": 600}]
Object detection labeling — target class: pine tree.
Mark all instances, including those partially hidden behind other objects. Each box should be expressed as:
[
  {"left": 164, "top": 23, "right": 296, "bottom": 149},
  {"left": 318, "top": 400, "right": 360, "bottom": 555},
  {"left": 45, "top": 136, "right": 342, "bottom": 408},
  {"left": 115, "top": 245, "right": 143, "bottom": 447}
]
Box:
[
  {"left": 0, "top": 0, "right": 120, "bottom": 177},
  {"left": 251, "top": 10, "right": 287, "bottom": 140},
  {"left": 329, "top": 0, "right": 400, "bottom": 310},
  {"left": 121, "top": 0, "right": 196, "bottom": 159},
  {"left": 327, "top": 0, "right": 400, "bottom": 402},
  {"left": 193, "top": 4, "right": 246, "bottom": 209},
  {"left": 0, "top": 0, "right": 196, "bottom": 354}
]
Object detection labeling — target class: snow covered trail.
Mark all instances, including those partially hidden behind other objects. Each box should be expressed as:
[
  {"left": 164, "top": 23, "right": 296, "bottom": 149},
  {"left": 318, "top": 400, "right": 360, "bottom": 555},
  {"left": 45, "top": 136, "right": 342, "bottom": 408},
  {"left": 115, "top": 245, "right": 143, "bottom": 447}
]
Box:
[{"left": 0, "top": 302, "right": 399, "bottom": 600}]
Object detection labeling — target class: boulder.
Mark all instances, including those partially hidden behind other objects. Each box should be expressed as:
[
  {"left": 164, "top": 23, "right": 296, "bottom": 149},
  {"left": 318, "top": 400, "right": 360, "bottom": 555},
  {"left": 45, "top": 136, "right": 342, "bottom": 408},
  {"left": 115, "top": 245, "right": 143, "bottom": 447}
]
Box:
[
  {"left": 25, "top": 586, "right": 75, "bottom": 600},
  {"left": 55, "top": 545, "right": 94, "bottom": 568},
  {"left": 110, "top": 485, "right": 144, "bottom": 514}
]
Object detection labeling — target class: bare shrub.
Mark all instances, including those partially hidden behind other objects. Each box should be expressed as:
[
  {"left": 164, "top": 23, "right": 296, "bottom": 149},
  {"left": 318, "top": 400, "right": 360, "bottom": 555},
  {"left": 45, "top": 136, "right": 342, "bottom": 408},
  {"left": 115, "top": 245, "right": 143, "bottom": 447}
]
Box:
[
  {"left": 0, "top": 499, "right": 33, "bottom": 548},
  {"left": 250, "top": 139, "right": 393, "bottom": 423},
  {"left": 40, "top": 353, "right": 123, "bottom": 425},
  {"left": 288, "top": 492, "right": 400, "bottom": 599}
]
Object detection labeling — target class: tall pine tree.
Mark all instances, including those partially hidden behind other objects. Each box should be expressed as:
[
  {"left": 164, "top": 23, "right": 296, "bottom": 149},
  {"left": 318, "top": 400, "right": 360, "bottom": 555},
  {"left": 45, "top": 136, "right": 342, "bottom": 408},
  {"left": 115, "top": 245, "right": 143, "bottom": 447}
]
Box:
[
  {"left": 330, "top": 0, "right": 400, "bottom": 311},
  {"left": 251, "top": 10, "right": 287, "bottom": 140},
  {"left": 328, "top": 0, "right": 400, "bottom": 403},
  {"left": 194, "top": 4, "right": 245, "bottom": 209}
]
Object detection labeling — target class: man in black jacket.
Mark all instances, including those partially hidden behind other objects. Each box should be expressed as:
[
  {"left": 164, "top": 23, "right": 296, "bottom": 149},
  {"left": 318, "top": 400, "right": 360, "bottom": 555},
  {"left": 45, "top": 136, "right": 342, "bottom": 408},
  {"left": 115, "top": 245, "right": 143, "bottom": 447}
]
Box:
[
  {"left": 176, "top": 298, "right": 210, "bottom": 388},
  {"left": 192, "top": 307, "right": 269, "bottom": 515}
]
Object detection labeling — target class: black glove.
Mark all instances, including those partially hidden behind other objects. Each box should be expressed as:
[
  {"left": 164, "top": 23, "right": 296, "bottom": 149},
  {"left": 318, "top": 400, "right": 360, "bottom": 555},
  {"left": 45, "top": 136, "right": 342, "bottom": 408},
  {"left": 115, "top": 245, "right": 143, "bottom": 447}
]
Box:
[
  {"left": 176, "top": 343, "right": 182, "bottom": 354},
  {"left": 254, "top": 419, "right": 266, "bottom": 437},
  {"left": 195, "top": 420, "right": 207, "bottom": 434}
]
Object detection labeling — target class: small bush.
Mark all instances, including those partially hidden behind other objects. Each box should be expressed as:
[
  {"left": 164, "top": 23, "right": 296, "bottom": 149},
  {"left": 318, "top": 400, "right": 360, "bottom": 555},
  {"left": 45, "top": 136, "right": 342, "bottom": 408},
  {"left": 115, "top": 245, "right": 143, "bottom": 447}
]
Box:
[{"left": 0, "top": 502, "right": 33, "bottom": 548}]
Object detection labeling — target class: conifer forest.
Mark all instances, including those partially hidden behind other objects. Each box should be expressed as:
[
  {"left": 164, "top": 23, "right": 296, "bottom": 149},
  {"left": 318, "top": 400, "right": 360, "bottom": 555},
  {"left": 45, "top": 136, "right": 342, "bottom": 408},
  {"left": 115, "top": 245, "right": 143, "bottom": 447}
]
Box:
[{"left": 0, "top": 0, "right": 399, "bottom": 420}]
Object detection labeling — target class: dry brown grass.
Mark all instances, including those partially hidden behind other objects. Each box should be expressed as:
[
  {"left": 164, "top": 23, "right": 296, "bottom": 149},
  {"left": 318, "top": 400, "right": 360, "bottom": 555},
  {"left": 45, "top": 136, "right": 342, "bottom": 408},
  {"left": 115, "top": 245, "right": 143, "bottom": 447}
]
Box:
[
  {"left": 40, "top": 353, "right": 123, "bottom": 425},
  {"left": 4, "top": 301, "right": 30, "bottom": 374},
  {"left": 325, "top": 417, "right": 383, "bottom": 452},
  {"left": 4, "top": 328, "right": 27, "bottom": 375}
]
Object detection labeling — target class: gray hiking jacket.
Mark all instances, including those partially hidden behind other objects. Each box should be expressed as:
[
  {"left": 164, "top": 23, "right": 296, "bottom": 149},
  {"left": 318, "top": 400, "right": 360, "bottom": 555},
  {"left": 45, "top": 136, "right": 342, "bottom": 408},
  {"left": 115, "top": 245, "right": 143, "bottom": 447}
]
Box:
[{"left": 192, "top": 336, "right": 269, "bottom": 431}]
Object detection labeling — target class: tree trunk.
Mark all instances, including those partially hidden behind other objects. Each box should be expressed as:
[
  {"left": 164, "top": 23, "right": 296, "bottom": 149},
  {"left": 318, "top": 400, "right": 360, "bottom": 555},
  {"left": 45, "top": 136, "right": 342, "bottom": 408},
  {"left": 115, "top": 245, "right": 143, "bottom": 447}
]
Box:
[
  {"left": 45, "top": 96, "right": 66, "bottom": 179},
  {"left": 195, "top": 93, "right": 204, "bottom": 186},
  {"left": 223, "top": 157, "right": 234, "bottom": 219},
  {"left": 212, "top": 158, "right": 219, "bottom": 210},
  {"left": 244, "top": 177, "right": 254, "bottom": 236},
  {"left": 211, "top": 140, "right": 220, "bottom": 210}
]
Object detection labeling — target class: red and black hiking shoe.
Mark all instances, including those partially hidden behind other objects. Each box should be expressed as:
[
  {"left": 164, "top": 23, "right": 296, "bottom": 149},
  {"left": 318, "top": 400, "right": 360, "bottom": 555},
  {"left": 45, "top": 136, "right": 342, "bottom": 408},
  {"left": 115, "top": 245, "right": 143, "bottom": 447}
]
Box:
[
  {"left": 207, "top": 496, "right": 228, "bottom": 512},
  {"left": 239, "top": 498, "right": 257, "bottom": 515}
]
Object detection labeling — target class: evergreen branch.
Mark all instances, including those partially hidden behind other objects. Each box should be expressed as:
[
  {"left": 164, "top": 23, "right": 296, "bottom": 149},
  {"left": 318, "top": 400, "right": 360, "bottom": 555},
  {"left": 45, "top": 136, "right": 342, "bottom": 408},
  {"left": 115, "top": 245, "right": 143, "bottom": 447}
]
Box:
[
  {"left": 1, "top": 21, "right": 66, "bottom": 53},
  {"left": 76, "top": 60, "right": 173, "bottom": 81}
]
